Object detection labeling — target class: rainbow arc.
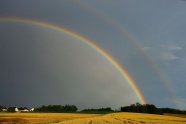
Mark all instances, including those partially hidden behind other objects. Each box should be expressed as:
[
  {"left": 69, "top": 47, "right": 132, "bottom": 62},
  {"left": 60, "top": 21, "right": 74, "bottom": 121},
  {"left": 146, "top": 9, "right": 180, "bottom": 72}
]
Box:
[{"left": 0, "top": 17, "right": 146, "bottom": 104}]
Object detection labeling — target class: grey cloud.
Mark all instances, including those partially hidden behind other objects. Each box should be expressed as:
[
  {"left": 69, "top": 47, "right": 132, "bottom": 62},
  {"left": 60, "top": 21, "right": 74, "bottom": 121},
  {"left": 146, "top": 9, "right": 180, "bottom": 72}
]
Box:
[
  {"left": 143, "top": 42, "right": 183, "bottom": 61},
  {"left": 167, "top": 46, "right": 183, "bottom": 51},
  {"left": 0, "top": 23, "right": 139, "bottom": 109},
  {"left": 160, "top": 52, "right": 179, "bottom": 60},
  {"left": 160, "top": 43, "right": 183, "bottom": 51},
  {"left": 1, "top": 0, "right": 186, "bottom": 110}
]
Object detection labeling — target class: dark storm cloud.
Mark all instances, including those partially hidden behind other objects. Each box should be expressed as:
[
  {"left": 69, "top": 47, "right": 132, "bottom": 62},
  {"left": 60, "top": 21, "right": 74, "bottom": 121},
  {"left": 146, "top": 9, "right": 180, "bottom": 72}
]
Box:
[
  {"left": 0, "top": 23, "right": 139, "bottom": 109},
  {"left": 1, "top": 0, "right": 186, "bottom": 110}
]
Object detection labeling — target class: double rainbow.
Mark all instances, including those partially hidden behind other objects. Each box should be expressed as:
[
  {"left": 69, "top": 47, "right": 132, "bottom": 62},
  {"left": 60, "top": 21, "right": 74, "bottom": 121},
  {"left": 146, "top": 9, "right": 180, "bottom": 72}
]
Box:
[{"left": 74, "top": 1, "right": 182, "bottom": 109}]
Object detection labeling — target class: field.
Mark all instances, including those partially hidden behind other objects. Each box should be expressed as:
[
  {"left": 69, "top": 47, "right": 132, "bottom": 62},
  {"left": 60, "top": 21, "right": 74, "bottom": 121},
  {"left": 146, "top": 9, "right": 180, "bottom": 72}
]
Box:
[
  {"left": 0, "top": 113, "right": 103, "bottom": 124},
  {"left": 164, "top": 113, "right": 186, "bottom": 118},
  {"left": 1, "top": 112, "right": 186, "bottom": 124}
]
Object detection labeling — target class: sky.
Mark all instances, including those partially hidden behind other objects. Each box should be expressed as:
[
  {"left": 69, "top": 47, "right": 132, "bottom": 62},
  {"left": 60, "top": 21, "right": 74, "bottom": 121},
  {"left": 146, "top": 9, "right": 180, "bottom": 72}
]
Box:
[{"left": 0, "top": 0, "right": 186, "bottom": 110}]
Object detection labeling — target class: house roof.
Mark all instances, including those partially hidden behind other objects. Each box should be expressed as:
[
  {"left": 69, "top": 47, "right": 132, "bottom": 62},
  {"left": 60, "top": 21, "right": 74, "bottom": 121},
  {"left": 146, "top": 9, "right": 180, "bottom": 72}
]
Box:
[
  {"left": 8, "top": 107, "right": 17, "bottom": 109},
  {"left": 18, "top": 107, "right": 29, "bottom": 110},
  {"left": 0, "top": 106, "right": 7, "bottom": 109}
]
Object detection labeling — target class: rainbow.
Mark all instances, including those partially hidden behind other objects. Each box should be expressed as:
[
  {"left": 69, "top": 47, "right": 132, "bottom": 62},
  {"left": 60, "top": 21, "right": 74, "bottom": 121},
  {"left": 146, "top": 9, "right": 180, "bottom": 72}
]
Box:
[
  {"left": 105, "top": 16, "right": 182, "bottom": 108},
  {"left": 0, "top": 17, "right": 146, "bottom": 104},
  {"left": 76, "top": 1, "right": 182, "bottom": 109}
]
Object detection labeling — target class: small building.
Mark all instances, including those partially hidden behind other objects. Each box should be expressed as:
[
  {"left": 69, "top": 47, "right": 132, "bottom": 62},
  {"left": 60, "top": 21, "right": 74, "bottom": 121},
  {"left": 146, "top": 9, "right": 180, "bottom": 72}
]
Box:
[
  {"left": 0, "top": 106, "right": 8, "bottom": 111},
  {"left": 30, "top": 108, "right": 34, "bottom": 112},
  {"left": 18, "top": 107, "right": 29, "bottom": 112},
  {"left": 7, "top": 107, "right": 19, "bottom": 112}
]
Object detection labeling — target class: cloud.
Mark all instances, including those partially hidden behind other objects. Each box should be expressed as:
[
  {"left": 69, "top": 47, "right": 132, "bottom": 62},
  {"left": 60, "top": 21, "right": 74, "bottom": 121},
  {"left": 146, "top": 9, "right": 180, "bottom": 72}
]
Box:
[
  {"left": 167, "top": 45, "right": 183, "bottom": 51},
  {"left": 0, "top": 25, "right": 140, "bottom": 109},
  {"left": 160, "top": 52, "right": 179, "bottom": 60},
  {"left": 144, "top": 43, "right": 182, "bottom": 61},
  {"left": 159, "top": 43, "right": 183, "bottom": 60},
  {"left": 160, "top": 43, "right": 183, "bottom": 50}
]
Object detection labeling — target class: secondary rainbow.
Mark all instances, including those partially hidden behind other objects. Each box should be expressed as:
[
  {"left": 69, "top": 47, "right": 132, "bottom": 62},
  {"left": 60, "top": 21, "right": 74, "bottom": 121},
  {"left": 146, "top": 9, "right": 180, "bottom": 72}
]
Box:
[
  {"left": 0, "top": 17, "right": 146, "bottom": 104},
  {"left": 75, "top": 1, "right": 182, "bottom": 109}
]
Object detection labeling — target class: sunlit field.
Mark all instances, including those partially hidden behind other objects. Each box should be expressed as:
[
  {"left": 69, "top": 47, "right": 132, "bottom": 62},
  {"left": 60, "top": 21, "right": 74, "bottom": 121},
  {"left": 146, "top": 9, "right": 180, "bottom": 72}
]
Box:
[
  {"left": 164, "top": 113, "right": 186, "bottom": 118},
  {"left": 60, "top": 112, "right": 186, "bottom": 124},
  {"left": 1, "top": 112, "right": 186, "bottom": 124},
  {"left": 0, "top": 113, "right": 103, "bottom": 124}
]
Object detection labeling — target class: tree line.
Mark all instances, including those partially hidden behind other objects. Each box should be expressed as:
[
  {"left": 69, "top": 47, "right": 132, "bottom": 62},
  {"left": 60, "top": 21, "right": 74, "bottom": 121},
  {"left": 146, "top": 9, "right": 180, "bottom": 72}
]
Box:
[
  {"left": 34, "top": 104, "right": 77, "bottom": 112},
  {"left": 82, "top": 107, "right": 113, "bottom": 112},
  {"left": 159, "top": 108, "right": 186, "bottom": 114},
  {"left": 2, "top": 103, "right": 186, "bottom": 115},
  {"left": 121, "top": 102, "right": 163, "bottom": 115}
]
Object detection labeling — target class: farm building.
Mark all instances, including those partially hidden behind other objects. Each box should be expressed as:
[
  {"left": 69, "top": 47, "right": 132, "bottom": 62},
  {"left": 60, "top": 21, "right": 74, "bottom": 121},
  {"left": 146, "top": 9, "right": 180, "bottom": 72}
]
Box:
[
  {"left": 18, "top": 107, "right": 29, "bottom": 112},
  {"left": 30, "top": 108, "right": 34, "bottom": 111},
  {"left": 0, "top": 106, "right": 8, "bottom": 111}
]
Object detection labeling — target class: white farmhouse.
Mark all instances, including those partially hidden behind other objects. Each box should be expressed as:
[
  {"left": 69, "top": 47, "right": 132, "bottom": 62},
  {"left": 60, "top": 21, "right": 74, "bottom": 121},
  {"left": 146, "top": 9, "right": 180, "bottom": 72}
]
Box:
[
  {"left": 18, "top": 107, "right": 29, "bottom": 112},
  {"left": 30, "top": 108, "right": 34, "bottom": 112},
  {"left": 0, "top": 106, "right": 8, "bottom": 111}
]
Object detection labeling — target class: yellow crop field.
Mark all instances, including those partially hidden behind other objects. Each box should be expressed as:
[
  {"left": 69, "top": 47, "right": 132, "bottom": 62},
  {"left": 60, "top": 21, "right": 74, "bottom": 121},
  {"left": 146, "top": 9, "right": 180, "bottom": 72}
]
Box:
[
  {"left": 0, "top": 113, "right": 103, "bottom": 124},
  {"left": 164, "top": 113, "right": 186, "bottom": 118},
  {"left": 1, "top": 112, "right": 186, "bottom": 124},
  {"left": 60, "top": 112, "right": 186, "bottom": 124}
]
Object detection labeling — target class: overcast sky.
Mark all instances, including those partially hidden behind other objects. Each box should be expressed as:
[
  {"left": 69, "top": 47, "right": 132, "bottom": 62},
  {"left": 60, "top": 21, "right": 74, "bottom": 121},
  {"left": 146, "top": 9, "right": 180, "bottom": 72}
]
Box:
[{"left": 0, "top": 0, "right": 186, "bottom": 110}]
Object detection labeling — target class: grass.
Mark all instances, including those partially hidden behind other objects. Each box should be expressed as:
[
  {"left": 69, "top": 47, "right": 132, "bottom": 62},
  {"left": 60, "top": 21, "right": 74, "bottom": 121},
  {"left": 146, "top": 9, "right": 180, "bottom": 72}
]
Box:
[{"left": 1, "top": 112, "right": 186, "bottom": 123}]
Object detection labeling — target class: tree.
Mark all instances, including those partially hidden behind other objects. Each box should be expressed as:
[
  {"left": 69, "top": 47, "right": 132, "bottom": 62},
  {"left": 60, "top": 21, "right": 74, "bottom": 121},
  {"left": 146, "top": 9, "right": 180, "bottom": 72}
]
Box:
[
  {"left": 7, "top": 107, "right": 16, "bottom": 112},
  {"left": 34, "top": 104, "right": 78, "bottom": 112},
  {"left": 121, "top": 103, "right": 162, "bottom": 115}
]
